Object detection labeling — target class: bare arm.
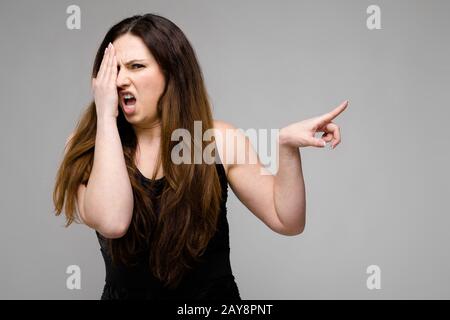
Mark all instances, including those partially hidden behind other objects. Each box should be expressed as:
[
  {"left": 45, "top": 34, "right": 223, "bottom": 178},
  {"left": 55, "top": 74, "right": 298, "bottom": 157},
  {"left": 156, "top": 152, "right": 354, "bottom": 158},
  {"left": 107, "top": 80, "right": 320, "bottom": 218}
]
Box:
[
  {"left": 214, "top": 121, "right": 299, "bottom": 236},
  {"left": 274, "top": 100, "right": 348, "bottom": 232},
  {"left": 273, "top": 137, "right": 306, "bottom": 234},
  {"left": 81, "top": 117, "right": 134, "bottom": 239},
  {"left": 214, "top": 101, "right": 347, "bottom": 236},
  {"left": 77, "top": 43, "right": 133, "bottom": 239}
]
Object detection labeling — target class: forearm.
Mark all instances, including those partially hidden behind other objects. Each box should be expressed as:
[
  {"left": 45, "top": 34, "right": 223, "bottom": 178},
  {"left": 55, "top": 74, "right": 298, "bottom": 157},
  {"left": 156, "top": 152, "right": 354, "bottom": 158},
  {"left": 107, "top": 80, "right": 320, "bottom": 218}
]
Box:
[
  {"left": 273, "top": 132, "right": 306, "bottom": 234},
  {"left": 84, "top": 117, "right": 134, "bottom": 234}
]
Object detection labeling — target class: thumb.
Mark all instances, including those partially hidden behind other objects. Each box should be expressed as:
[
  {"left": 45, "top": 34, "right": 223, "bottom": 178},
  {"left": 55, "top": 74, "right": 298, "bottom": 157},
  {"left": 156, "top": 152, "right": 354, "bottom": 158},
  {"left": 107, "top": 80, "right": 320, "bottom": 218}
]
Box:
[{"left": 313, "top": 139, "right": 327, "bottom": 148}]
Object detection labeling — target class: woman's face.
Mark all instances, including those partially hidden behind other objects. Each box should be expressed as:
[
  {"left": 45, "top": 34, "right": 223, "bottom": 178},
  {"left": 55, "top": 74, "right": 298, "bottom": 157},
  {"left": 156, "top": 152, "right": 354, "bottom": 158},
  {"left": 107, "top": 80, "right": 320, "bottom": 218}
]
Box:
[{"left": 113, "top": 33, "right": 166, "bottom": 125}]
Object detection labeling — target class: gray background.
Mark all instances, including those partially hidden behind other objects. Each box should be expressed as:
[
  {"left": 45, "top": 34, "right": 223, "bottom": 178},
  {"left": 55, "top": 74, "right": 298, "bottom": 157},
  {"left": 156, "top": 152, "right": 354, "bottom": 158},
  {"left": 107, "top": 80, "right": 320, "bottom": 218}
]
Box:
[{"left": 0, "top": 0, "right": 449, "bottom": 299}]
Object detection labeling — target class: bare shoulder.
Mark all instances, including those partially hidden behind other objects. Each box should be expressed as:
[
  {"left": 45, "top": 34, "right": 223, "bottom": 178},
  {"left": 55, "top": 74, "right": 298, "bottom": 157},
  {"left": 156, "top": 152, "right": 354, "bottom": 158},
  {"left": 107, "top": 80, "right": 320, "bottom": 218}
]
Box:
[
  {"left": 213, "top": 120, "right": 232, "bottom": 176},
  {"left": 213, "top": 119, "right": 236, "bottom": 132},
  {"left": 212, "top": 119, "right": 243, "bottom": 177}
]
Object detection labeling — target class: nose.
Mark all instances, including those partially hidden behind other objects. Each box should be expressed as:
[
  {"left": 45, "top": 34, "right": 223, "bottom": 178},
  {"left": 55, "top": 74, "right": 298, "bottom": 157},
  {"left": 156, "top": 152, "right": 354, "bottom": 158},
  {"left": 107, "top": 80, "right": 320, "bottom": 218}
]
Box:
[{"left": 116, "top": 67, "right": 131, "bottom": 88}]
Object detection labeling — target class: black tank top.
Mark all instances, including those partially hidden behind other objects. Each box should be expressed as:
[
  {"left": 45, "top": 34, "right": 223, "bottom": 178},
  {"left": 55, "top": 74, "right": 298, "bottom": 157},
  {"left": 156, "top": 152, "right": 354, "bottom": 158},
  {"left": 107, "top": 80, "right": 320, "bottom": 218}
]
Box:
[{"left": 96, "top": 163, "right": 241, "bottom": 300}]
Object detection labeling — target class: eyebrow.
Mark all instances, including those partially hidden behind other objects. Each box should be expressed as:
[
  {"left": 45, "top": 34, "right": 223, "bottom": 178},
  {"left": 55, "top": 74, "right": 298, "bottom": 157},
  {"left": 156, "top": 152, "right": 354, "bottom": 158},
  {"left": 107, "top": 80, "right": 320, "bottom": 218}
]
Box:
[{"left": 122, "top": 59, "right": 147, "bottom": 65}]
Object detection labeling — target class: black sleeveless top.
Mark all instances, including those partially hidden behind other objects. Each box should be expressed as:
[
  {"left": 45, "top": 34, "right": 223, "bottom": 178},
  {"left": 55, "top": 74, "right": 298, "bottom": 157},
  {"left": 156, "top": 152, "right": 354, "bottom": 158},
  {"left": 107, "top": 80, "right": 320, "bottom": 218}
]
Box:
[{"left": 96, "top": 163, "right": 241, "bottom": 300}]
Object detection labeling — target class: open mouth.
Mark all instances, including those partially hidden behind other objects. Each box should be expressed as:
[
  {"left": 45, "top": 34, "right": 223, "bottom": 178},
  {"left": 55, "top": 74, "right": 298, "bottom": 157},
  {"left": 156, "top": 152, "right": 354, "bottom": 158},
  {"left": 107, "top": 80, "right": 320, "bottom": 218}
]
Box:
[{"left": 122, "top": 93, "right": 136, "bottom": 106}]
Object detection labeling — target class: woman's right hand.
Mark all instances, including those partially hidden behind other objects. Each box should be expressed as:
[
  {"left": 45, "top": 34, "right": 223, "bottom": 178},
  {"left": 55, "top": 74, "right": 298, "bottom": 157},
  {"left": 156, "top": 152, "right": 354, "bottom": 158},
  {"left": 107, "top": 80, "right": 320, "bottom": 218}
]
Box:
[{"left": 92, "top": 43, "right": 118, "bottom": 119}]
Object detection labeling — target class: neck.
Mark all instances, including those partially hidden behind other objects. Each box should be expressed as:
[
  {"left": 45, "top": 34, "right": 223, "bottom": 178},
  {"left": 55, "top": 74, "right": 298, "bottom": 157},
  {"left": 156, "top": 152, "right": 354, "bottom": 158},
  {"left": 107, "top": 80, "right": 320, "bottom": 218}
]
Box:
[{"left": 133, "top": 119, "right": 162, "bottom": 146}]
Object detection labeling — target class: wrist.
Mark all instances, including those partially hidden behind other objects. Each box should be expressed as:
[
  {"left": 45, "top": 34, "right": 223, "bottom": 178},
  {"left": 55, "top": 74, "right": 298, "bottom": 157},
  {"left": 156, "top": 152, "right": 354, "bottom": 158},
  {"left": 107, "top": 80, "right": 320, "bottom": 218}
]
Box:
[
  {"left": 97, "top": 115, "right": 118, "bottom": 128},
  {"left": 278, "top": 128, "right": 293, "bottom": 147},
  {"left": 97, "top": 113, "right": 117, "bottom": 122}
]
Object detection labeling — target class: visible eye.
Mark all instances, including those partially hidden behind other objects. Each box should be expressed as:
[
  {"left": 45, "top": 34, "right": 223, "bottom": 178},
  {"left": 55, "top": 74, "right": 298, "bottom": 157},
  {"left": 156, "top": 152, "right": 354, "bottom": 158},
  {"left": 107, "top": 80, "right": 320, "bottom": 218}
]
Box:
[{"left": 131, "top": 64, "right": 144, "bottom": 69}]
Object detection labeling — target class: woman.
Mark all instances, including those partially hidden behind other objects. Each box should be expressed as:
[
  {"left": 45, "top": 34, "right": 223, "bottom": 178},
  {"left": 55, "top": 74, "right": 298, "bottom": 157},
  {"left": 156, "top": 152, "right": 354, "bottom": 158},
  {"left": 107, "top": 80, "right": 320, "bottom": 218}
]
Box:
[{"left": 53, "top": 13, "right": 347, "bottom": 300}]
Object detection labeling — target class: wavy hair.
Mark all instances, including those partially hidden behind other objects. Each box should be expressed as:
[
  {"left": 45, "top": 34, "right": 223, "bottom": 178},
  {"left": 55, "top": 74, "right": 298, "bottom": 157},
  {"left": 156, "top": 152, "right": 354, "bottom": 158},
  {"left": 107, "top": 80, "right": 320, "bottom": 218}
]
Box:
[{"left": 53, "top": 14, "right": 222, "bottom": 289}]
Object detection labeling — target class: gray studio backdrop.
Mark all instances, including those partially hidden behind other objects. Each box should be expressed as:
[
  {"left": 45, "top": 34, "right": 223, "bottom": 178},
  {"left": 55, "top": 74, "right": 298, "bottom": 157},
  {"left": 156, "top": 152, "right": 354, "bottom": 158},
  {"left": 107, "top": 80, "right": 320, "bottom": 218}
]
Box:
[{"left": 0, "top": 0, "right": 449, "bottom": 299}]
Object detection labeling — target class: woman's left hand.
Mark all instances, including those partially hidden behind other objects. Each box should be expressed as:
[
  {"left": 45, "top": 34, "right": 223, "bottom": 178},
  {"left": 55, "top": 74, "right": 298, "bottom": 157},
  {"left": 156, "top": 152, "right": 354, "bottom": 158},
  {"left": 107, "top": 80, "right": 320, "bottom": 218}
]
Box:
[{"left": 279, "top": 100, "right": 349, "bottom": 149}]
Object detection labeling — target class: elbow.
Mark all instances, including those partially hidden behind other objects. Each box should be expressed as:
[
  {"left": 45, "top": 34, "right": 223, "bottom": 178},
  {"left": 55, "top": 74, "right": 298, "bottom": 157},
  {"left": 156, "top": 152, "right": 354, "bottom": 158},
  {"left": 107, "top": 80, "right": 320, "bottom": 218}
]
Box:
[
  {"left": 276, "top": 211, "right": 306, "bottom": 236},
  {"left": 101, "top": 231, "right": 127, "bottom": 240},
  {"left": 83, "top": 210, "right": 131, "bottom": 239},
  {"left": 275, "top": 223, "right": 304, "bottom": 236},
  {"left": 100, "top": 214, "right": 131, "bottom": 238},
  {"left": 280, "top": 218, "right": 305, "bottom": 236},
  {"left": 294, "top": 224, "right": 305, "bottom": 236},
  {"left": 282, "top": 225, "right": 304, "bottom": 236},
  {"left": 97, "top": 221, "right": 130, "bottom": 239},
  {"left": 82, "top": 200, "right": 133, "bottom": 239}
]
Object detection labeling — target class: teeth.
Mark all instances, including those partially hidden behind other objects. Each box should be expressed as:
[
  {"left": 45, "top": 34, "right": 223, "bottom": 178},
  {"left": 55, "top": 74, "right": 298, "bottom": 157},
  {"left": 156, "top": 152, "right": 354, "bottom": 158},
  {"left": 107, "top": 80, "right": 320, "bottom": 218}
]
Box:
[{"left": 124, "top": 94, "right": 135, "bottom": 99}]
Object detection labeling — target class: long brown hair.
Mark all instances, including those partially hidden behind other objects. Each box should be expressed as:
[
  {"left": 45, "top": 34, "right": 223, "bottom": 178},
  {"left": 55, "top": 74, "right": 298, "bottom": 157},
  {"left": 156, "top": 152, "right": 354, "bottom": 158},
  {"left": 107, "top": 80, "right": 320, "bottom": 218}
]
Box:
[{"left": 53, "top": 14, "right": 222, "bottom": 289}]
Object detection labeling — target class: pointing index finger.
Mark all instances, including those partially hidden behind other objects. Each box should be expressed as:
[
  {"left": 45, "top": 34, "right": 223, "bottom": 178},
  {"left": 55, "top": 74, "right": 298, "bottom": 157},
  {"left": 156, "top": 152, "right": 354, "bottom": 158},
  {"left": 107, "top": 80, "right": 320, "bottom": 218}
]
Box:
[{"left": 322, "top": 100, "right": 349, "bottom": 122}]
